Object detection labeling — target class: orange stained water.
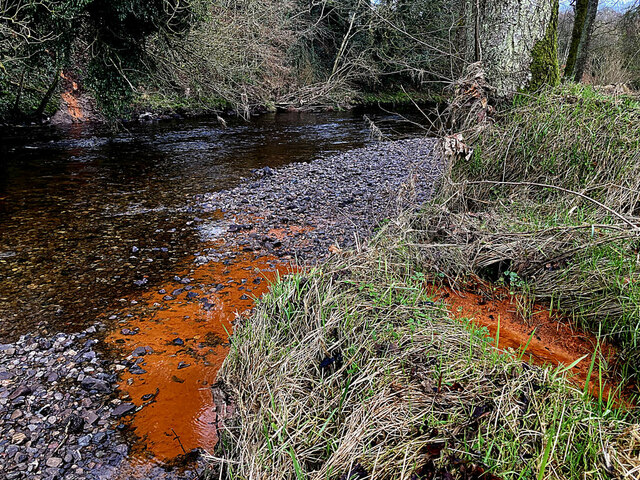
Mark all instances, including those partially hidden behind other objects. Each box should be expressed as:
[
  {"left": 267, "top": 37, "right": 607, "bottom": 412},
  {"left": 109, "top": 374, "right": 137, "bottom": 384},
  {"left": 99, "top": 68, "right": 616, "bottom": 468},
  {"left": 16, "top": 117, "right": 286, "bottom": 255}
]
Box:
[{"left": 106, "top": 251, "right": 293, "bottom": 462}]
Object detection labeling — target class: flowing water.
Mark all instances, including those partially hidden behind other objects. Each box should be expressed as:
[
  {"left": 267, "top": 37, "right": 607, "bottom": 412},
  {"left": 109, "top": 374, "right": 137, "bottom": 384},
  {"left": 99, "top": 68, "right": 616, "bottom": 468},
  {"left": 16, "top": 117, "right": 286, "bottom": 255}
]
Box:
[
  {"left": 0, "top": 111, "right": 424, "bottom": 339},
  {"left": 0, "top": 110, "right": 426, "bottom": 471}
]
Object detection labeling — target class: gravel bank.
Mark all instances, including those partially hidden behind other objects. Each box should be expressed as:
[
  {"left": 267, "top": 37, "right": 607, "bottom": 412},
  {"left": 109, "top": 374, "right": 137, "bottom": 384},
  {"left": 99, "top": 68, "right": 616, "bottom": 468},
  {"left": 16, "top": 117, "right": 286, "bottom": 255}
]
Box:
[
  {"left": 197, "top": 138, "right": 441, "bottom": 262},
  {"left": 0, "top": 325, "right": 128, "bottom": 480}
]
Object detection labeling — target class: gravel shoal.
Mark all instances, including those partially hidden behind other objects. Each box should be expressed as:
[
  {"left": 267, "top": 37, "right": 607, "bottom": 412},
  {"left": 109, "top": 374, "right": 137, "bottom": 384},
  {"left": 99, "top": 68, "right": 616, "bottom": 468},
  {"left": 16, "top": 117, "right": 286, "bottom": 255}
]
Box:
[{"left": 197, "top": 138, "right": 441, "bottom": 262}]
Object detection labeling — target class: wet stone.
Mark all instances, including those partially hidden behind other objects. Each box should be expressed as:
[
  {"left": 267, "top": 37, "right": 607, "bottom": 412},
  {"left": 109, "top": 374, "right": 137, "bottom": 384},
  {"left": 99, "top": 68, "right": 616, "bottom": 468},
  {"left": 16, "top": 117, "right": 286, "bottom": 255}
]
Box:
[
  {"left": 111, "top": 403, "right": 136, "bottom": 418},
  {"left": 132, "top": 346, "right": 152, "bottom": 357}
]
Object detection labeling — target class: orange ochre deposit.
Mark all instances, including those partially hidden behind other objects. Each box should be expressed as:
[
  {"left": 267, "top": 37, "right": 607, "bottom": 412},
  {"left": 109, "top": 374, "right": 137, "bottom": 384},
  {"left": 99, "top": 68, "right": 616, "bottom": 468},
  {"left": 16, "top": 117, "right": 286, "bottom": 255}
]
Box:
[
  {"left": 106, "top": 251, "right": 292, "bottom": 462},
  {"left": 433, "top": 284, "right": 622, "bottom": 400}
]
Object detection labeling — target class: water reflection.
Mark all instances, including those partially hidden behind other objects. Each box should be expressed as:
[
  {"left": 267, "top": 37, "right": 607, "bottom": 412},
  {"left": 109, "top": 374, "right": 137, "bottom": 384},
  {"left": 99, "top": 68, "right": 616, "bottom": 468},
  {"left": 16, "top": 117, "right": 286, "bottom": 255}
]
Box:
[{"left": 0, "top": 110, "right": 423, "bottom": 339}]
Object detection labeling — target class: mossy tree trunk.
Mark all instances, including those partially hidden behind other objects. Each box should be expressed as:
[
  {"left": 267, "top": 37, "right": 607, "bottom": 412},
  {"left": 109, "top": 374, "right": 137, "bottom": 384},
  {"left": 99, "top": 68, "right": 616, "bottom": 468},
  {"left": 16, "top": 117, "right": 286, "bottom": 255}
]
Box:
[
  {"left": 564, "top": 0, "right": 589, "bottom": 79},
  {"left": 573, "top": 0, "right": 599, "bottom": 82},
  {"left": 465, "top": 0, "right": 560, "bottom": 97}
]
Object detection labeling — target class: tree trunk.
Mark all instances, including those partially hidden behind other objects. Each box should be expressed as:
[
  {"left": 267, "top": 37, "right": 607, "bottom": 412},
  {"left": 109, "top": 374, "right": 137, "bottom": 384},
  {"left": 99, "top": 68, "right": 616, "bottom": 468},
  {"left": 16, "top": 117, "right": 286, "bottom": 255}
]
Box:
[
  {"left": 573, "top": 0, "right": 599, "bottom": 82},
  {"left": 465, "top": 0, "right": 560, "bottom": 97},
  {"left": 34, "top": 72, "right": 61, "bottom": 119},
  {"left": 563, "top": 0, "right": 589, "bottom": 79}
]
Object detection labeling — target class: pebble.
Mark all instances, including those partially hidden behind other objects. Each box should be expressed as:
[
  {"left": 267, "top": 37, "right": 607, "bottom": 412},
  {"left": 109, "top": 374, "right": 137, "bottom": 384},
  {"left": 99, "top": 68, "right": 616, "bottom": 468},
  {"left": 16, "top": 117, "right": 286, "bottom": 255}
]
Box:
[
  {"left": 46, "top": 457, "right": 63, "bottom": 468},
  {"left": 0, "top": 327, "right": 136, "bottom": 479}
]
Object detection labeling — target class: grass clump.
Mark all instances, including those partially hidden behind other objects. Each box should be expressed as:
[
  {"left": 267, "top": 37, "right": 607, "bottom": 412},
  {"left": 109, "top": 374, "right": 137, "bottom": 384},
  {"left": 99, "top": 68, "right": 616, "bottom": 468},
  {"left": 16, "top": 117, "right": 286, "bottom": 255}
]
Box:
[
  {"left": 209, "top": 220, "right": 637, "bottom": 479},
  {"left": 426, "top": 83, "right": 640, "bottom": 383}
]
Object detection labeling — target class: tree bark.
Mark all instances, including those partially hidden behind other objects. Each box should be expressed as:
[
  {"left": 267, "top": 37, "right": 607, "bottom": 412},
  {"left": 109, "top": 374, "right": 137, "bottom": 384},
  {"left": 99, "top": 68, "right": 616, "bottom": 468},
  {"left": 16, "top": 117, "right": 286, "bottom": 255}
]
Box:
[
  {"left": 573, "top": 0, "right": 599, "bottom": 82},
  {"left": 465, "top": 0, "right": 560, "bottom": 97},
  {"left": 563, "top": 0, "right": 589, "bottom": 79},
  {"left": 34, "top": 72, "right": 61, "bottom": 119}
]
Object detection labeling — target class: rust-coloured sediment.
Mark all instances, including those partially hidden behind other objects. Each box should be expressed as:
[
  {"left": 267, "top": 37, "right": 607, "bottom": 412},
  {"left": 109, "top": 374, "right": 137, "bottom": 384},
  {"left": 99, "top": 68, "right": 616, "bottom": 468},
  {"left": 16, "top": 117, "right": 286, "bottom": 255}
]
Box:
[
  {"left": 106, "top": 251, "right": 292, "bottom": 461},
  {"left": 60, "top": 72, "right": 84, "bottom": 121},
  {"left": 433, "top": 284, "right": 621, "bottom": 399}
]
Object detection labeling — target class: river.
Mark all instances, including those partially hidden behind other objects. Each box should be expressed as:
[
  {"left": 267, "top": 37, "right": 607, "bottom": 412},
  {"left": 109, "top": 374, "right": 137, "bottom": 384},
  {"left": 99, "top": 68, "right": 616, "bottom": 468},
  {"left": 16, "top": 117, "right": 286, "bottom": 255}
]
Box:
[
  {"left": 0, "top": 110, "right": 427, "bottom": 478},
  {"left": 0, "top": 111, "right": 424, "bottom": 339}
]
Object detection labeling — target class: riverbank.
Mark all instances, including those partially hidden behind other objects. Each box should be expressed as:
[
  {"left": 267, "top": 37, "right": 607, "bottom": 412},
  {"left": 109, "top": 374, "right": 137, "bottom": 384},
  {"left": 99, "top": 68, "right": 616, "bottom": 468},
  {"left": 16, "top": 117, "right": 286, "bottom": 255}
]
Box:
[
  {"left": 211, "top": 209, "right": 639, "bottom": 479},
  {"left": 209, "top": 85, "right": 640, "bottom": 479}
]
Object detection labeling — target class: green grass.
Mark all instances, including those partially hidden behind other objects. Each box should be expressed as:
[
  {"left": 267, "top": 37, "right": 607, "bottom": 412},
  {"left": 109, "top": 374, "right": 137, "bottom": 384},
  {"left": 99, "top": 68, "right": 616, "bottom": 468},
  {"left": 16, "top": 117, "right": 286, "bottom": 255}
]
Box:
[
  {"left": 209, "top": 224, "right": 637, "bottom": 479},
  {"left": 354, "top": 89, "right": 442, "bottom": 107},
  {"left": 427, "top": 82, "right": 640, "bottom": 383},
  {"left": 132, "top": 91, "right": 232, "bottom": 116}
]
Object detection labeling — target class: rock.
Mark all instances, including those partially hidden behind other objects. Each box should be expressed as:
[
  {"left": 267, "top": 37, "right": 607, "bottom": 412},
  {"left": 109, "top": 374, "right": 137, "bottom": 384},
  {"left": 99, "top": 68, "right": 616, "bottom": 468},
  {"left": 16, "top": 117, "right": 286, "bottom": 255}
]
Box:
[
  {"left": 172, "top": 338, "right": 185, "bottom": 346},
  {"left": 177, "top": 362, "right": 190, "bottom": 370},
  {"left": 82, "top": 351, "right": 96, "bottom": 361},
  {"left": 80, "top": 377, "right": 111, "bottom": 394},
  {"left": 131, "top": 346, "right": 152, "bottom": 357},
  {"left": 46, "top": 457, "right": 63, "bottom": 468},
  {"left": 9, "top": 385, "right": 33, "bottom": 400},
  {"left": 12, "top": 432, "right": 27, "bottom": 444},
  {"left": 83, "top": 411, "right": 99, "bottom": 426},
  {"left": 14, "top": 452, "right": 28, "bottom": 463},
  {"left": 111, "top": 403, "right": 136, "bottom": 418}
]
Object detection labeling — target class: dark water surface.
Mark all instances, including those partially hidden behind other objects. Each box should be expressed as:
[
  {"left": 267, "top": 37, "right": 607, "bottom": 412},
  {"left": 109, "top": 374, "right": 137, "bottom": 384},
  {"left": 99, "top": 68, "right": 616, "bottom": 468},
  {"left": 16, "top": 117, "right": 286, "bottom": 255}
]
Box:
[{"left": 0, "top": 111, "right": 424, "bottom": 339}]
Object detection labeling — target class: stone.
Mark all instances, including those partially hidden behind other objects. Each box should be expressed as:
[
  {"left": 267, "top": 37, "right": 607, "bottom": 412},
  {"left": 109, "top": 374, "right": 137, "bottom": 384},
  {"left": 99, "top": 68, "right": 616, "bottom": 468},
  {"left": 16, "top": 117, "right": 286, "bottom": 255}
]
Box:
[
  {"left": 110, "top": 403, "right": 136, "bottom": 418},
  {"left": 131, "top": 346, "right": 152, "bottom": 357},
  {"left": 12, "top": 432, "right": 27, "bottom": 445},
  {"left": 46, "top": 457, "right": 63, "bottom": 468},
  {"left": 80, "top": 377, "right": 110, "bottom": 394},
  {"left": 83, "top": 411, "right": 99, "bottom": 426}
]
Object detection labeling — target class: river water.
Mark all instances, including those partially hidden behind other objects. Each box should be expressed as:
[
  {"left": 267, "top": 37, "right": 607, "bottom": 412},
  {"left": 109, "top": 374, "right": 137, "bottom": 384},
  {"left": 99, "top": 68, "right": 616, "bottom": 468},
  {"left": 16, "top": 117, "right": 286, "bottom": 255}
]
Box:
[
  {"left": 0, "top": 110, "right": 426, "bottom": 473},
  {"left": 0, "top": 111, "right": 424, "bottom": 340}
]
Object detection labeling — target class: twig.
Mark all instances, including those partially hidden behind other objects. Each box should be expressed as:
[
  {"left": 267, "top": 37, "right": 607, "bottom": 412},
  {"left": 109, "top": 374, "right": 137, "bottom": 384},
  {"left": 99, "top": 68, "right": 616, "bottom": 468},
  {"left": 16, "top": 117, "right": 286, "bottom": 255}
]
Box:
[{"left": 171, "top": 428, "right": 187, "bottom": 454}]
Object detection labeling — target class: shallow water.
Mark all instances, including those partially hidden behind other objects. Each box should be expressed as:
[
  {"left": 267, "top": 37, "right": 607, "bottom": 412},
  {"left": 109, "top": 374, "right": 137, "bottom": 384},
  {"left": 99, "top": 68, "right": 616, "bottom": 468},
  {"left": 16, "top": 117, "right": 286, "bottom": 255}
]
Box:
[
  {"left": 0, "top": 110, "right": 426, "bottom": 471},
  {"left": 0, "top": 111, "right": 424, "bottom": 340}
]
